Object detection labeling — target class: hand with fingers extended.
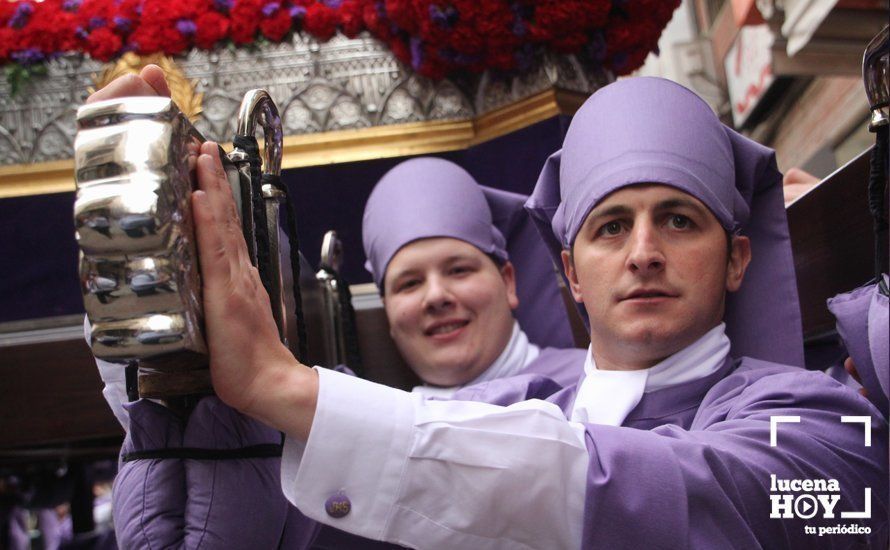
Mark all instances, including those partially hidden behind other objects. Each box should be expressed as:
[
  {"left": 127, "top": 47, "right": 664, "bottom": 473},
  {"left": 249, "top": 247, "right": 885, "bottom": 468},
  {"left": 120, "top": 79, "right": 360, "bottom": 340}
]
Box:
[{"left": 191, "top": 142, "right": 319, "bottom": 441}]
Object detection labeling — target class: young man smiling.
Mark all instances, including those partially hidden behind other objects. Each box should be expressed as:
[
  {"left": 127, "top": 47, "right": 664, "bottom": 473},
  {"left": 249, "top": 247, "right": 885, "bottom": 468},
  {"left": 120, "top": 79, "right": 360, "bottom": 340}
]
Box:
[{"left": 360, "top": 157, "right": 581, "bottom": 394}]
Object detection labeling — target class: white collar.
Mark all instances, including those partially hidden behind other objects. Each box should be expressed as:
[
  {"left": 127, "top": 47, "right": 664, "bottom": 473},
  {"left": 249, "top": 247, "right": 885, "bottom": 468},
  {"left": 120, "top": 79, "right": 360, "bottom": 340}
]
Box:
[
  {"left": 412, "top": 322, "right": 540, "bottom": 399},
  {"left": 570, "top": 323, "right": 730, "bottom": 426}
]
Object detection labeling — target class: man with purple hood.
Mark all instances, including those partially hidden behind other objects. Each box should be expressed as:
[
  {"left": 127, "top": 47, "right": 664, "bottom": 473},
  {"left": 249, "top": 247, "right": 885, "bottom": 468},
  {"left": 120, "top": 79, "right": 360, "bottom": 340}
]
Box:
[
  {"left": 179, "top": 77, "right": 887, "bottom": 548},
  {"left": 361, "top": 157, "right": 580, "bottom": 396}
]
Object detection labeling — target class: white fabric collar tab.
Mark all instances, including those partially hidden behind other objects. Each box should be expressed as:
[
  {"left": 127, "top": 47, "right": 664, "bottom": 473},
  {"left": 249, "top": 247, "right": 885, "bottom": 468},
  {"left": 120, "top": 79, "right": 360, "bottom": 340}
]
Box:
[
  {"left": 412, "top": 322, "right": 540, "bottom": 399},
  {"left": 570, "top": 323, "right": 730, "bottom": 426}
]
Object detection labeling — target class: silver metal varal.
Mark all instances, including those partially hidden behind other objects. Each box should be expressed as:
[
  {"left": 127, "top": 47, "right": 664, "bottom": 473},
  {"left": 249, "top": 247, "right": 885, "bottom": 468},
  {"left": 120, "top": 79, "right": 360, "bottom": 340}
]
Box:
[
  {"left": 863, "top": 26, "right": 888, "bottom": 131},
  {"left": 75, "top": 96, "right": 208, "bottom": 360},
  {"left": 75, "top": 90, "right": 288, "bottom": 366},
  {"left": 316, "top": 230, "right": 346, "bottom": 367}
]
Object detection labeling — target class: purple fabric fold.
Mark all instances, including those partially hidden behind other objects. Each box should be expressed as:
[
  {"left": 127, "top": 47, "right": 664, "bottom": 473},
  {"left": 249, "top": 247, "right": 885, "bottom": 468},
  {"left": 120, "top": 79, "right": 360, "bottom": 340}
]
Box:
[
  {"left": 828, "top": 276, "right": 889, "bottom": 417},
  {"left": 113, "top": 400, "right": 187, "bottom": 549},
  {"left": 111, "top": 398, "right": 314, "bottom": 549},
  {"left": 446, "top": 355, "right": 889, "bottom": 548},
  {"left": 182, "top": 397, "right": 290, "bottom": 548}
]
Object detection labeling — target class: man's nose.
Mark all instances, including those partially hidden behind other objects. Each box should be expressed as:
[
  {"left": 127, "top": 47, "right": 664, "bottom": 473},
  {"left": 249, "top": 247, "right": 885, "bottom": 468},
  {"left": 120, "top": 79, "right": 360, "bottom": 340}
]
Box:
[
  {"left": 422, "top": 275, "right": 455, "bottom": 312},
  {"left": 626, "top": 223, "right": 665, "bottom": 275}
]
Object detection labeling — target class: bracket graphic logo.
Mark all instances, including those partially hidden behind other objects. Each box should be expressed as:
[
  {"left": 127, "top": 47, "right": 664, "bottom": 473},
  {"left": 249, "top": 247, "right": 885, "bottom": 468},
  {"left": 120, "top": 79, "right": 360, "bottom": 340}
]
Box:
[{"left": 768, "top": 415, "right": 873, "bottom": 536}]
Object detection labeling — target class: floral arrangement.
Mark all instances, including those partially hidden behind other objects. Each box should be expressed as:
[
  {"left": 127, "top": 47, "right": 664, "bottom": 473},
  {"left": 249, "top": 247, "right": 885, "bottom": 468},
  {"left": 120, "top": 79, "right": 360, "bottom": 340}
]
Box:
[{"left": 1, "top": 0, "right": 678, "bottom": 90}]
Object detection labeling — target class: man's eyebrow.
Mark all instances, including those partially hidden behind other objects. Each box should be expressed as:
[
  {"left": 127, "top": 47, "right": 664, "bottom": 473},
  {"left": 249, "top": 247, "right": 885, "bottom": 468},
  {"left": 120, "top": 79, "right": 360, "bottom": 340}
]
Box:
[
  {"left": 586, "top": 204, "right": 634, "bottom": 222},
  {"left": 388, "top": 266, "right": 420, "bottom": 283},
  {"left": 654, "top": 198, "right": 709, "bottom": 216},
  {"left": 388, "top": 254, "right": 477, "bottom": 282},
  {"left": 441, "top": 254, "right": 478, "bottom": 265}
]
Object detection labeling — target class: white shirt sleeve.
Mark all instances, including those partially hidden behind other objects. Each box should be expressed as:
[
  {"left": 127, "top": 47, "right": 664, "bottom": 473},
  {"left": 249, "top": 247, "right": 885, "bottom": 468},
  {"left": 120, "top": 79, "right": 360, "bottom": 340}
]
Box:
[
  {"left": 84, "top": 315, "right": 130, "bottom": 431},
  {"left": 281, "top": 367, "right": 589, "bottom": 550}
]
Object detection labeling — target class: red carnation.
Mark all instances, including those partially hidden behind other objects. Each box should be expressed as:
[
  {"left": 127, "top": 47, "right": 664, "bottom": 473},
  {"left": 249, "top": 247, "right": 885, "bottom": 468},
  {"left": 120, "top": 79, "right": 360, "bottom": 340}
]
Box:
[
  {"left": 387, "top": 37, "right": 410, "bottom": 65},
  {"left": 195, "top": 11, "right": 229, "bottom": 48},
  {"left": 550, "top": 32, "right": 587, "bottom": 53},
  {"left": 129, "top": 22, "right": 186, "bottom": 53},
  {"left": 302, "top": 3, "right": 337, "bottom": 41},
  {"left": 0, "top": 28, "right": 15, "bottom": 61},
  {"left": 605, "top": 20, "right": 634, "bottom": 53},
  {"left": 383, "top": 0, "right": 416, "bottom": 34},
  {"left": 86, "top": 27, "right": 121, "bottom": 60},
  {"left": 338, "top": 0, "right": 363, "bottom": 38},
  {"left": 260, "top": 7, "right": 291, "bottom": 41},
  {"left": 229, "top": 0, "right": 261, "bottom": 43}
]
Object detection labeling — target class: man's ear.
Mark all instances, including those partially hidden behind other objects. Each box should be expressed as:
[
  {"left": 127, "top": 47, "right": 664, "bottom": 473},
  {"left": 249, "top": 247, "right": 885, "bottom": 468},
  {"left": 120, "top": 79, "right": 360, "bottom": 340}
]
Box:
[
  {"left": 500, "top": 261, "right": 520, "bottom": 310},
  {"left": 560, "top": 249, "right": 584, "bottom": 303},
  {"left": 726, "top": 235, "right": 752, "bottom": 292}
]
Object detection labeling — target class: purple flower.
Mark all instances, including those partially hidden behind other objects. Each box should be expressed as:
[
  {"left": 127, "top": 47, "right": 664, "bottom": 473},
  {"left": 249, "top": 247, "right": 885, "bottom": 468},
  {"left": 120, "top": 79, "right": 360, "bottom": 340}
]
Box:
[
  {"left": 323, "top": 0, "right": 342, "bottom": 7},
  {"left": 610, "top": 51, "right": 629, "bottom": 72},
  {"left": 514, "top": 44, "right": 533, "bottom": 70},
  {"left": 176, "top": 19, "right": 197, "bottom": 36},
  {"left": 511, "top": 18, "right": 526, "bottom": 37},
  {"left": 75, "top": 26, "right": 89, "bottom": 39},
  {"left": 509, "top": 2, "right": 531, "bottom": 18},
  {"left": 261, "top": 2, "right": 280, "bottom": 16},
  {"left": 289, "top": 5, "right": 306, "bottom": 18},
  {"left": 62, "top": 0, "right": 82, "bottom": 12},
  {"left": 439, "top": 48, "right": 478, "bottom": 65},
  {"left": 584, "top": 30, "right": 606, "bottom": 62},
  {"left": 428, "top": 4, "right": 457, "bottom": 28},
  {"left": 88, "top": 16, "right": 107, "bottom": 29},
  {"left": 213, "top": 0, "right": 233, "bottom": 12},
  {"left": 113, "top": 16, "right": 131, "bottom": 32},
  {"left": 9, "top": 3, "right": 34, "bottom": 29},
  {"left": 409, "top": 36, "right": 423, "bottom": 71},
  {"left": 11, "top": 48, "right": 45, "bottom": 65}
]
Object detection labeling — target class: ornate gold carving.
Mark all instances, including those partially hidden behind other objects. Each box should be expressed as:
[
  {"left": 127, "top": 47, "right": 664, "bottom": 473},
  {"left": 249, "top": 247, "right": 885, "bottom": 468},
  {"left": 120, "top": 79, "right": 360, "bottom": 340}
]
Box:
[
  {"left": 90, "top": 53, "right": 203, "bottom": 121},
  {"left": 0, "top": 89, "right": 587, "bottom": 198}
]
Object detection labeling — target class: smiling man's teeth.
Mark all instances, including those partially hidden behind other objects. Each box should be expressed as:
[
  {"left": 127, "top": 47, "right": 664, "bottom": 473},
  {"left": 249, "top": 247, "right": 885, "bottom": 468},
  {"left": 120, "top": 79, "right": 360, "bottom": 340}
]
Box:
[{"left": 429, "top": 322, "right": 466, "bottom": 335}]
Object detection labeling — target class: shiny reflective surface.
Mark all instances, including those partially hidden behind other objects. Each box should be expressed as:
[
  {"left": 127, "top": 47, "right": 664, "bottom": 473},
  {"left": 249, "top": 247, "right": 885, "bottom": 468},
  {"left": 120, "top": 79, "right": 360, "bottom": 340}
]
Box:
[
  {"left": 75, "top": 91, "right": 295, "bottom": 373},
  {"left": 316, "top": 230, "right": 346, "bottom": 367},
  {"left": 75, "top": 97, "right": 206, "bottom": 361},
  {"left": 236, "top": 89, "right": 283, "bottom": 176},
  {"left": 263, "top": 184, "right": 288, "bottom": 345},
  {"left": 863, "top": 26, "right": 889, "bottom": 130}
]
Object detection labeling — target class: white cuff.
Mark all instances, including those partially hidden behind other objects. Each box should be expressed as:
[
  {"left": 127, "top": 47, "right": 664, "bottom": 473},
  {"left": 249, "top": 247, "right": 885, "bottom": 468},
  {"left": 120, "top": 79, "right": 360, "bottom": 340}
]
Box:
[
  {"left": 85, "top": 315, "right": 130, "bottom": 430},
  {"left": 281, "top": 367, "right": 414, "bottom": 541}
]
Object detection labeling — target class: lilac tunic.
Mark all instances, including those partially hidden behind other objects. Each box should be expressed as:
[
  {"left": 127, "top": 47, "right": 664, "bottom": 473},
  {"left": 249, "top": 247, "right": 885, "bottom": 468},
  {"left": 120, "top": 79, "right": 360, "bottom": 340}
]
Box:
[
  {"left": 451, "top": 356, "right": 889, "bottom": 548},
  {"left": 111, "top": 397, "right": 313, "bottom": 549}
]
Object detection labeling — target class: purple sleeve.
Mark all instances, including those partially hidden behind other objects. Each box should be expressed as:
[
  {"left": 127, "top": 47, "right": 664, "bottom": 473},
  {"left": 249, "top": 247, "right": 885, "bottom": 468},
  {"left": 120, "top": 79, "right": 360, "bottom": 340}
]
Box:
[
  {"left": 181, "top": 397, "right": 291, "bottom": 548},
  {"left": 112, "top": 398, "right": 318, "bottom": 549},
  {"left": 579, "top": 366, "right": 888, "bottom": 549},
  {"left": 112, "top": 400, "right": 187, "bottom": 549},
  {"left": 828, "top": 279, "right": 889, "bottom": 418}
]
